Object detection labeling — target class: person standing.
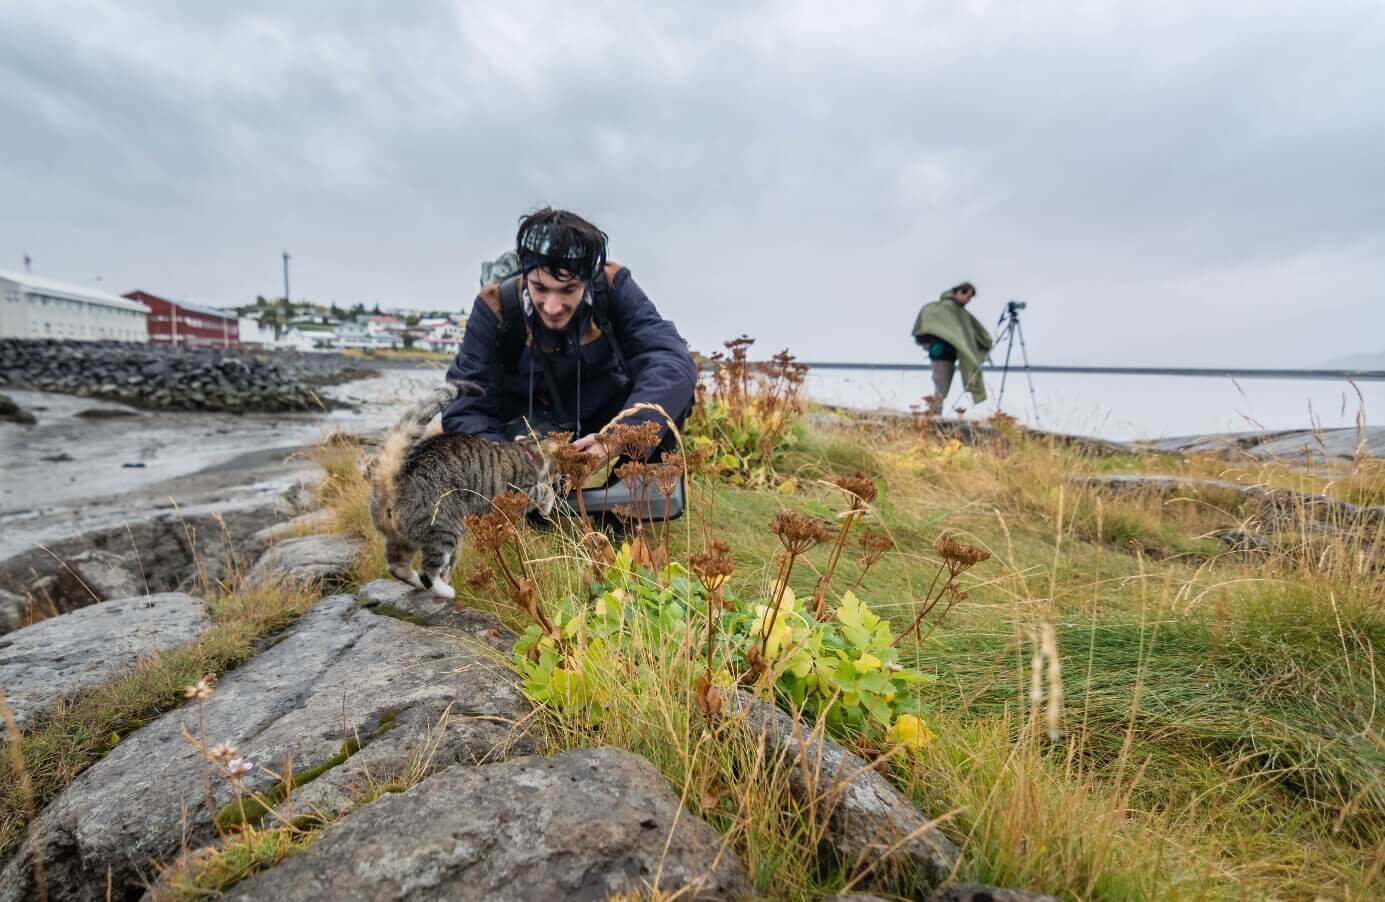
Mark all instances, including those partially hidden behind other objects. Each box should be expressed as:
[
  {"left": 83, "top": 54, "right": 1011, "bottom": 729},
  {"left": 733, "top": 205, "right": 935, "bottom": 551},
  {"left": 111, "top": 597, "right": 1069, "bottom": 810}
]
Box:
[{"left": 911, "top": 282, "right": 993, "bottom": 415}]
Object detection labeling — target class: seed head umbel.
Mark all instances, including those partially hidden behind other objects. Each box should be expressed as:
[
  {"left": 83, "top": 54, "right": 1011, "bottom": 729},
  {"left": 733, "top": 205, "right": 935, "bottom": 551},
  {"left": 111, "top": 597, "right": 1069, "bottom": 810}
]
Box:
[
  {"left": 859, "top": 530, "right": 894, "bottom": 561},
  {"left": 834, "top": 472, "right": 878, "bottom": 510},
  {"left": 935, "top": 535, "right": 991, "bottom": 567},
  {"left": 608, "top": 421, "right": 663, "bottom": 461},
  {"left": 490, "top": 490, "right": 531, "bottom": 526},
  {"left": 770, "top": 510, "right": 830, "bottom": 553},
  {"left": 548, "top": 436, "right": 598, "bottom": 490},
  {"left": 689, "top": 539, "right": 734, "bottom": 589},
  {"left": 654, "top": 455, "right": 684, "bottom": 494},
  {"left": 465, "top": 511, "right": 513, "bottom": 554}
]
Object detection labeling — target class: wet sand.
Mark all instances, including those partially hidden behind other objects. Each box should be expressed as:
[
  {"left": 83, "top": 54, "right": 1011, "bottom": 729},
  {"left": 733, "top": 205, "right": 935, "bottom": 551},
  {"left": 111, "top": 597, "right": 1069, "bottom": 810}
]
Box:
[{"left": 0, "top": 363, "right": 443, "bottom": 558}]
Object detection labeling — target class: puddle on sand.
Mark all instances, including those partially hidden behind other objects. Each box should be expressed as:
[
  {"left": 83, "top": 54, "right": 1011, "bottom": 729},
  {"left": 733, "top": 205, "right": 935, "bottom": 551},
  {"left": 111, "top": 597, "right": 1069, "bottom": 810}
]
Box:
[{"left": 0, "top": 364, "right": 444, "bottom": 557}]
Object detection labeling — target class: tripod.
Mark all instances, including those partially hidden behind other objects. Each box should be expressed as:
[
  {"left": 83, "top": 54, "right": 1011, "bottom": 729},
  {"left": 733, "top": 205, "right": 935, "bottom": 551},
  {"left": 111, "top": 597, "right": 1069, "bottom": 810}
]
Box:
[{"left": 993, "top": 301, "right": 1041, "bottom": 424}]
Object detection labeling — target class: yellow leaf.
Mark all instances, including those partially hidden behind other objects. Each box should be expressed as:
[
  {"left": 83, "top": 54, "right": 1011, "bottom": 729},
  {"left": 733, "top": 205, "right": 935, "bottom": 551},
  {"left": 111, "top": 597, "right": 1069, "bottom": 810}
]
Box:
[
  {"left": 856, "top": 653, "right": 882, "bottom": 672},
  {"left": 888, "top": 714, "right": 935, "bottom": 751},
  {"left": 777, "top": 477, "right": 798, "bottom": 494}
]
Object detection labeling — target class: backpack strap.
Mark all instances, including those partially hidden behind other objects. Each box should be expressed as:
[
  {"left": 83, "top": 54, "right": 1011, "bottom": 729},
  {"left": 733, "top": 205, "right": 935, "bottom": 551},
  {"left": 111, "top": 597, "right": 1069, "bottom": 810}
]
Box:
[
  {"left": 592, "top": 263, "right": 630, "bottom": 386},
  {"left": 490, "top": 276, "right": 528, "bottom": 390}
]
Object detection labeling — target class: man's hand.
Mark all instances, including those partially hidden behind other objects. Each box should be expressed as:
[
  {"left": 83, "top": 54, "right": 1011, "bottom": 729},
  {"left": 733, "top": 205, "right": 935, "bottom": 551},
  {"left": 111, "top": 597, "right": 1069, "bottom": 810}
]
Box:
[{"left": 571, "top": 433, "right": 613, "bottom": 461}]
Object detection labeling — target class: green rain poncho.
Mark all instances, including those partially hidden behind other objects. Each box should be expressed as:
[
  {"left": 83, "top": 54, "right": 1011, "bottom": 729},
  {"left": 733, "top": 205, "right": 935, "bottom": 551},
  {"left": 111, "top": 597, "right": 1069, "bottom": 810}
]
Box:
[{"left": 911, "top": 292, "right": 994, "bottom": 402}]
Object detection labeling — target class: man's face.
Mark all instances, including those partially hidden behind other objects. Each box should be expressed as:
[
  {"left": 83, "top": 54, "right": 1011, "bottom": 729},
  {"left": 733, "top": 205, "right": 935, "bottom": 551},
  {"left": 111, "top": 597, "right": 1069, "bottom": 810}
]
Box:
[
  {"left": 525, "top": 268, "right": 586, "bottom": 330},
  {"left": 956, "top": 288, "right": 975, "bottom": 305}
]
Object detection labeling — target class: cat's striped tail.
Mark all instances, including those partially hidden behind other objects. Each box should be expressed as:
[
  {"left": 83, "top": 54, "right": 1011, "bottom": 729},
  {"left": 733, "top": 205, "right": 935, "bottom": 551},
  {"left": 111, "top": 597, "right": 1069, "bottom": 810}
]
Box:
[{"left": 370, "top": 380, "right": 481, "bottom": 531}]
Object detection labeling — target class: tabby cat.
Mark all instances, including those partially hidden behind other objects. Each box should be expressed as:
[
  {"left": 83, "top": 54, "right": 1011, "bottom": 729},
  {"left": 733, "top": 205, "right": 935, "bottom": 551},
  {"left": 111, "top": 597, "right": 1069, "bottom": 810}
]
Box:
[{"left": 368, "top": 382, "right": 557, "bottom": 598}]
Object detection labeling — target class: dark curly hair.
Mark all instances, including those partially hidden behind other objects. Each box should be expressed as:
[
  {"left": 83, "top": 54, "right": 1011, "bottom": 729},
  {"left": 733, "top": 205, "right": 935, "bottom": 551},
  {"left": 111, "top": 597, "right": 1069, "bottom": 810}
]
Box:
[{"left": 515, "top": 207, "right": 608, "bottom": 283}]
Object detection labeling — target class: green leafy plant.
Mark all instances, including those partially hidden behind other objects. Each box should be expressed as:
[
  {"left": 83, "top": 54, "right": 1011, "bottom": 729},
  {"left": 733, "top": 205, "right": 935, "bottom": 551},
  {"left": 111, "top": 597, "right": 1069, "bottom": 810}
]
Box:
[
  {"left": 512, "top": 544, "right": 937, "bottom": 745},
  {"left": 689, "top": 337, "right": 808, "bottom": 485}
]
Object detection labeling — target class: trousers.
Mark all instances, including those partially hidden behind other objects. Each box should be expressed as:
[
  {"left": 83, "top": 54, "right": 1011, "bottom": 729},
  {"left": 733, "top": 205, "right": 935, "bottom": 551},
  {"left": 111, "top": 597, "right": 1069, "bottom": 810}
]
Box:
[{"left": 931, "top": 358, "right": 956, "bottom": 402}]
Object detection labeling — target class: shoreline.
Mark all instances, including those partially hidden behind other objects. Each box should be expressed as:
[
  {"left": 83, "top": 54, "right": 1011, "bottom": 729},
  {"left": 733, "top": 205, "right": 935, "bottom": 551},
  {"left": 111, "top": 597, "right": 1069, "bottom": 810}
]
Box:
[{"left": 2, "top": 373, "right": 1377, "bottom": 562}]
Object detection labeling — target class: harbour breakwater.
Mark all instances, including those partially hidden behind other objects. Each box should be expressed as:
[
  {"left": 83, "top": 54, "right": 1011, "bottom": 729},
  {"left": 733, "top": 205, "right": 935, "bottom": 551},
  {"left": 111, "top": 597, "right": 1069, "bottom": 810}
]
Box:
[{"left": 0, "top": 339, "right": 374, "bottom": 413}]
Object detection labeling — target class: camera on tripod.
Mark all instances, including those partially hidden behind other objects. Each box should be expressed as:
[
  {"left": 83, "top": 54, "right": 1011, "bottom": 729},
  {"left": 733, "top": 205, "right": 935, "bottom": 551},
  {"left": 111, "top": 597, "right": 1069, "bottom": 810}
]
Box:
[{"left": 993, "top": 299, "right": 1039, "bottom": 424}]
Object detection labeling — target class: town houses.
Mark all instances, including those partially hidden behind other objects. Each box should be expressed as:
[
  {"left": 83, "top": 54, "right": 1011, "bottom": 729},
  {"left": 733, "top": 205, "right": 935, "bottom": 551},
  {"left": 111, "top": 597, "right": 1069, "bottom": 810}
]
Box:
[{"left": 0, "top": 266, "right": 467, "bottom": 353}]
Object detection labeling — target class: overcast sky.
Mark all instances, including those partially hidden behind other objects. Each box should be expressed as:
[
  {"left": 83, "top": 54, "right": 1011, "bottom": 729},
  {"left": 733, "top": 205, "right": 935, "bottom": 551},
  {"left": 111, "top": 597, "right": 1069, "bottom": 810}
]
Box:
[{"left": 2, "top": 0, "right": 1382, "bottom": 366}]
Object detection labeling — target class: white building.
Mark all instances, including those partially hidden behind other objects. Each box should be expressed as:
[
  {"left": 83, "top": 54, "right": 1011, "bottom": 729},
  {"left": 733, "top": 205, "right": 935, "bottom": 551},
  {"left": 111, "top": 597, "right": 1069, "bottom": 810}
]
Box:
[
  {"left": 238, "top": 317, "right": 277, "bottom": 347},
  {"left": 0, "top": 269, "right": 149, "bottom": 342},
  {"left": 334, "top": 321, "right": 401, "bottom": 350},
  {"left": 277, "top": 327, "right": 322, "bottom": 351},
  {"left": 365, "top": 315, "right": 403, "bottom": 335}
]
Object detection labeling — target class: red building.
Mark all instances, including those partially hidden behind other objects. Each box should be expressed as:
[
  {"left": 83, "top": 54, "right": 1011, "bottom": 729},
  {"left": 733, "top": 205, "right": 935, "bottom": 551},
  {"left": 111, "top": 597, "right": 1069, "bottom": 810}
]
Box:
[{"left": 123, "top": 290, "right": 239, "bottom": 347}]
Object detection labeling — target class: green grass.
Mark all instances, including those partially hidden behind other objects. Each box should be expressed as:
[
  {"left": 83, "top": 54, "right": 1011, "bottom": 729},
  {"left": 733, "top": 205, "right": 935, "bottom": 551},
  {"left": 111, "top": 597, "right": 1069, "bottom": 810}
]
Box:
[
  {"left": 14, "top": 410, "right": 1374, "bottom": 899},
  {"left": 0, "top": 577, "right": 321, "bottom": 858},
  {"left": 315, "top": 413, "right": 1383, "bottom": 897}
]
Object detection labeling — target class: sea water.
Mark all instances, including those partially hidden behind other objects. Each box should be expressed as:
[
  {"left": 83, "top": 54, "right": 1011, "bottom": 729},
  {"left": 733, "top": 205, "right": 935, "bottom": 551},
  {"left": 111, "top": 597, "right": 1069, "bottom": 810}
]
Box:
[{"left": 803, "top": 369, "right": 1382, "bottom": 442}]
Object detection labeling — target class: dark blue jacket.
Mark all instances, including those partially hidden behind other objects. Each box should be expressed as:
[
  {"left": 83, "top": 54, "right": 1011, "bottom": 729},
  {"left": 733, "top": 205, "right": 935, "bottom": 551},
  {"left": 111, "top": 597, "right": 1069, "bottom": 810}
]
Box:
[{"left": 441, "top": 265, "right": 696, "bottom": 441}]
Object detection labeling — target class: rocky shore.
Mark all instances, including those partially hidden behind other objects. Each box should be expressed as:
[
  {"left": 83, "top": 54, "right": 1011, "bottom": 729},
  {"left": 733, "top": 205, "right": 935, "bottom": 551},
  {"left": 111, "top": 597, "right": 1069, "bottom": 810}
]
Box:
[{"left": 0, "top": 339, "right": 375, "bottom": 413}]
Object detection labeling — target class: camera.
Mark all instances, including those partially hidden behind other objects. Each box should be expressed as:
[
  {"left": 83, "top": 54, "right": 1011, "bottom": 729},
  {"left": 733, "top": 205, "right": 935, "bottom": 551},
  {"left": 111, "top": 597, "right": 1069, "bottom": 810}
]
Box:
[{"left": 1007, "top": 300, "right": 1027, "bottom": 313}]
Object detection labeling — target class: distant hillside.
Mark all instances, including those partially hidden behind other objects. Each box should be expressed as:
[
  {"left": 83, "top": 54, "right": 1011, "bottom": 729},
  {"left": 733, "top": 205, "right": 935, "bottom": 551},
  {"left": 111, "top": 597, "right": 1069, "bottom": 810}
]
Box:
[{"left": 1322, "top": 350, "right": 1385, "bottom": 369}]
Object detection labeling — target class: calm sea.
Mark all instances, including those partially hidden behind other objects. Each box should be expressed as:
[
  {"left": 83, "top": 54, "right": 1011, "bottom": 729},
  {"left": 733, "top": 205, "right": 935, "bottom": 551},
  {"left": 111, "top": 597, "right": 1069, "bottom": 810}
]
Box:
[{"left": 802, "top": 369, "right": 1382, "bottom": 442}]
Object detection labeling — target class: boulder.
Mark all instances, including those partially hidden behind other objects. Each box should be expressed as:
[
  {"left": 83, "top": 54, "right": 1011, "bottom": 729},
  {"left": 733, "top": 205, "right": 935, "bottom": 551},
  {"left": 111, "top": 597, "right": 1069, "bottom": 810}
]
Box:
[
  {"left": 0, "top": 588, "right": 30, "bottom": 633},
  {"left": 929, "top": 884, "right": 1059, "bottom": 902},
  {"left": 0, "top": 592, "right": 209, "bottom": 729},
  {"left": 734, "top": 690, "right": 960, "bottom": 894},
  {"left": 0, "top": 339, "right": 371, "bottom": 413},
  {"left": 0, "top": 500, "right": 282, "bottom": 625},
  {"left": 242, "top": 509, "right": 337, "bottom": 558},
  {"left": 0, "top": 391, "right": 36, "bottom": 425},
  {"left": 356, "top": 578, "right": 515, "bottom": 647},
  {"left": 246, "top": 533, "right": 362, "bottom": 588},
  {"left": 1077, "top": 474, "right": 1385, "bottom": 532},
  {"left": 225, "top": 747, "right": 753, "bottom": 901},
  {"left": 59, "top": 550, "right": 143, "bottom": 603},
  {"left": 0, "top": 592, "right": 532, "bottom": 902},
  {"left": 73, "top": 407, "right": 139, "bottom": 419},
  {"left": 1211, "top": 528, "right": 1278, "bottom": 557}
]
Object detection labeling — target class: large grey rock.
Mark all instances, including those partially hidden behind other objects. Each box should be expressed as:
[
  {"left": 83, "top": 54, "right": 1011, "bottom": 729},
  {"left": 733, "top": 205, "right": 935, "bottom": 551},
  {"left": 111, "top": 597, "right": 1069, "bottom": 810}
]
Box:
[
  {"left": 0, "top": 391, "right": 36, "bottom": 425},
  {"left": 61, "top": 550, "right": 143, "bottom": 603},
  {"left": 1077, "top": 474, "right": 1384, "bottom": 531},
  {"left": 0, "top": 588, "right": 29, "bottom": 633},
  {"left": 1211, "top": 527, "right": 1279, "bottom": 558},
  {"left": 225, "top": 747, "right": 753, "bottom": 901},
  {"left": 0, "top": 338, "right": 370, "bottom": 412},
  {"left": 0, "top": 500, "right": 281, "bottom": 627},
  {"left": 1144, "top": 426, "right": 1385, "bottom": 461},
  {"left": 356, "top": 578, "right": 514, "bottom": 647},
  {"left": 929, "top": 884, "right": 1059, "bottom": 902},
  {"left": 0, "top": 592, "right": 209, "bottom": 729},
  {"left": 0, "top": 593, "right": 531, "bottom": 902},
  {"left": 246, "top": 533, "right": 362, "bottom": 588},
  {"left": 734, "top": 691, "right": 960, "bottom": 894},
  {"left": 242, "top": 509, "right": 337, "bottom": 558}
]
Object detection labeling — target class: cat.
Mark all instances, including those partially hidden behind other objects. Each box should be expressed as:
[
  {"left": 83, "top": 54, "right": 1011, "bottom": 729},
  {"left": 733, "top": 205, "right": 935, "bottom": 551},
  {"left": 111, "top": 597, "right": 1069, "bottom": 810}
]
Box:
[{"left": 368, "top": 381, "right": 557, "bottom": 598}]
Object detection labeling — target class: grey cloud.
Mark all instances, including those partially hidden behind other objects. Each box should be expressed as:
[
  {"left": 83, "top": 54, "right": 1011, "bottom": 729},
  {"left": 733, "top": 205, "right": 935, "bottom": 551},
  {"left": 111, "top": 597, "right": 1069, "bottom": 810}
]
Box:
[{"left": 0, "top": 0, "right": 1382, "bottom": 366}]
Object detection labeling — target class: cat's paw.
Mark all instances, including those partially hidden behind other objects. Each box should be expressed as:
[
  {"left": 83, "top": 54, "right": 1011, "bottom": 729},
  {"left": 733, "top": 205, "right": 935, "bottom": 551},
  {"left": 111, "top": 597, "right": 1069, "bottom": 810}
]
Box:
[
  {"left": 428, "top": 579, "right": 456, "bottom": 600},
  {"left": 390, "top": 565, "right": 424, "bottom": 589}
]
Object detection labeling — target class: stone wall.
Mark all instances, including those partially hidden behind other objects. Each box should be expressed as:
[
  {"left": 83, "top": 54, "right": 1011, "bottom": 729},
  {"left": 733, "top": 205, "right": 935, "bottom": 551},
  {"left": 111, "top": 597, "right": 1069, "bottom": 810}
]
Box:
[{"left": 0, "top": 339, "right": 374, "bottom": 412}]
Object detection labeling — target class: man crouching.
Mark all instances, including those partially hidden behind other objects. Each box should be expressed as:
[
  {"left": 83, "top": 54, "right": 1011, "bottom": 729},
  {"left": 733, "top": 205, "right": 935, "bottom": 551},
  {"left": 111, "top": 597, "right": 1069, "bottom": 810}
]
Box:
[{"left": 442, "top": 207, "right": 696, "bottom": 465}]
